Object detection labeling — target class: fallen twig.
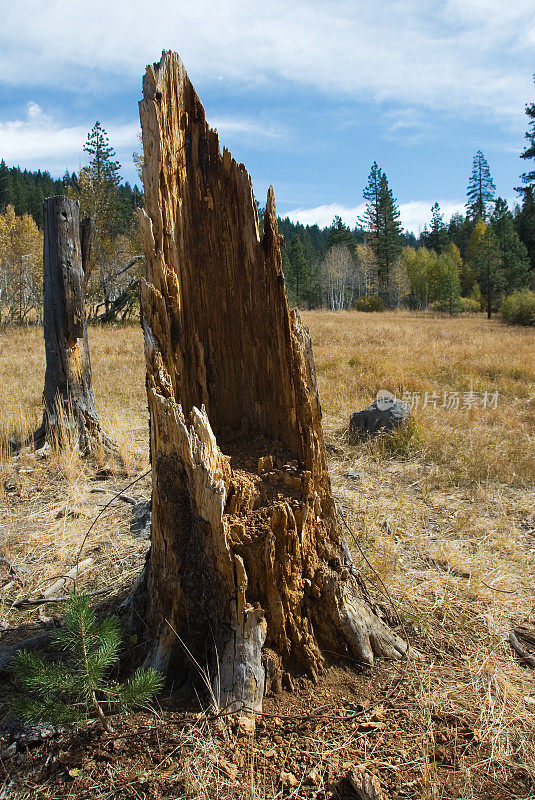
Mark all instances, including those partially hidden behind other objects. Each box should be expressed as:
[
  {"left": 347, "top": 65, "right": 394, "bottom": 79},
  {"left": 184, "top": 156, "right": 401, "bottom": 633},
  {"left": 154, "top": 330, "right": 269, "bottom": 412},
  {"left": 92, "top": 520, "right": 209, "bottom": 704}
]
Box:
[
  {"left": 4, "top": 586, "right": 113, "bottom": 609},
  {"left": 76, "top": 470, "right": 151, "bottom": 565},
  {"left": 42, "top": 557, "right": 94, "bottom": 599},
  {"left": 509, "top": 631, "right": 535, "bottom": 668},
  {"left": 1, "top": 558, "right": 95, "bottom": 610},
  {"left": 90, "top": 487, "right": 140, "bottom": 505}
]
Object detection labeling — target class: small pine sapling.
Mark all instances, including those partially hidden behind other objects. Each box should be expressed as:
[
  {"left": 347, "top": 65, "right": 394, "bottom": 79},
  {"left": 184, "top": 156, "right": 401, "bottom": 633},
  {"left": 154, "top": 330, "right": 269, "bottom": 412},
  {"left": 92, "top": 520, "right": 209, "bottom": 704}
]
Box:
[{"left": 11, "top": 593, "right": 162, "bottom": 731}]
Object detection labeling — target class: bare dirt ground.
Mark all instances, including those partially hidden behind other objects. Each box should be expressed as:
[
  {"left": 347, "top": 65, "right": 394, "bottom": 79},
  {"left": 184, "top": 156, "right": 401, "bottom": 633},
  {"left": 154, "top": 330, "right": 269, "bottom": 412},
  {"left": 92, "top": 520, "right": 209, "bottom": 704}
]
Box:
[{"left": 0, "top": 310, "right": 534, "bottom": 799}]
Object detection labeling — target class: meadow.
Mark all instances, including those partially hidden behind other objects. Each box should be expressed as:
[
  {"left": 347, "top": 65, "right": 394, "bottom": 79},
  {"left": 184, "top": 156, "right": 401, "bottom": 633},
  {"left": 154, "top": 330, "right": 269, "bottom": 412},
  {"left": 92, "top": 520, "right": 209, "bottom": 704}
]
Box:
[{"left": 0, "top": 310, "right": 534, "bottom": 800}]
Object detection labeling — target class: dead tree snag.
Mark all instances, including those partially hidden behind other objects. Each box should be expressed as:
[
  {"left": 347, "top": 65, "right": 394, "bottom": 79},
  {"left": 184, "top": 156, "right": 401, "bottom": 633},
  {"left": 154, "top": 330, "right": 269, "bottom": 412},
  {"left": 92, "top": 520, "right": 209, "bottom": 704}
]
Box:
[
  {"left": 135, "top": 51, "right": 407, "bottom": 715},
  {"left": 34, "top": 196, "right": 113, "bottom": 454}
]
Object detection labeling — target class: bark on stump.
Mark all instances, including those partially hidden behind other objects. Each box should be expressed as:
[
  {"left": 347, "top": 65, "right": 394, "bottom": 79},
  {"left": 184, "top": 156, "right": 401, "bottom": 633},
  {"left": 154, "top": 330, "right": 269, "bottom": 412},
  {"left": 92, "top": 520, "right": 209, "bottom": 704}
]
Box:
[
  {"left": 135, "top": 51, "right": 407, "bottom": 716},
  {"left": 34, "top": 196, "right": 112, "bottom": 454}
]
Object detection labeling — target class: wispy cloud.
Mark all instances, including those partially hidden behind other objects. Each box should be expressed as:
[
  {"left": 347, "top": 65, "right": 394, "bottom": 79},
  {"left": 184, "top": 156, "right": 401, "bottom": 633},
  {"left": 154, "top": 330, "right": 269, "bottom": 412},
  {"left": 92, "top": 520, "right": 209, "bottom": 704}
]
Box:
[
  {"left": 212, "top": 116, "right": 289, "bottom": 141},
  {"left": 285, "top": 200, "right": 468, "bottom": 234},
  {"left": 0, "top": 0, "right": 533, "bottom": 126},
  {"left": 0, "top": 102, "right": 139, "bottom": 173},
  {"left": 382, "top": 107, "right": 439, "bottom": 146}
]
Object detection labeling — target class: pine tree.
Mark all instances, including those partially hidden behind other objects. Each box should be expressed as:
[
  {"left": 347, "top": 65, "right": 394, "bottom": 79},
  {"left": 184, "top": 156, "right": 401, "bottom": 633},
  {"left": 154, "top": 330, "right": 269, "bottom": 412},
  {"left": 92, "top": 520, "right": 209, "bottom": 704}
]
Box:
[
  {"left": 515, "top": 187, "right": 535, "bottom": 272},
  {"left": 299, "top": 229, "right": 322, "bottom": 308},
  {"left": 11, "top": 593, "right": 162, "bottom": 730},
  {"left": 378, "top": 172, "right": 403, "bottom": 288},
  {"left": 360, "top": 162, "right": 382, "bottom": 265},
  {"left": 491, "top": 198, "right": 530, "bottom": 292},
  {"left": 516, "top": 80, "right": 535, "bottom": 275},
  {"left": 360, "top": 164, "right": 403, "bottom": 292},
  {"left": 519, "top": 74, "right": 535, "bottom": 191},
  {"left": 426, "top": 202, "right": 449, "bottom": 253},
  {"left": 78, "top": 122, "right": 123, "bottom": 240},
  {"left": 74, "top": 122, "right": 137, "bottom": 317},
  {"left": 83, "top": 121, "right": 121, "bottom": 188},
  {"left": 327, "top": 215, "right": 356, "bottom": 251},
  {"left": 466, "top": 150, "right": 496, "bottom": 222},
  {"left": 471, "top": 226, "right": 504, "bottom": 318},
  {"left": 0, "top": 160, "right": 9, "bottom": 212}
]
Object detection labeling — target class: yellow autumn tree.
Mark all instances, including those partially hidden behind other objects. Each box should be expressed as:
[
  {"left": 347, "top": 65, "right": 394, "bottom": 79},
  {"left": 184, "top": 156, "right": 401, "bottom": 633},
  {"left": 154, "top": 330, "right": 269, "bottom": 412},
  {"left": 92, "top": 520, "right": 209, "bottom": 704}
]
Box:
[{"left": 0, "top": 205, "right": 43, "bottom": 323}]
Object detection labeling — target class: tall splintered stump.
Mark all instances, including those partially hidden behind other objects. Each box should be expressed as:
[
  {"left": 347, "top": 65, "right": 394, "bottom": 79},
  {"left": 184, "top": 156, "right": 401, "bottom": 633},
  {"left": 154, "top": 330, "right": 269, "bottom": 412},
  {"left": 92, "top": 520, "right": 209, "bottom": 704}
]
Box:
[
  {"left": 34, "top": 196, "right": 111, "bottom": 453},
  {"left": 135, "top": 51, "right": 408, "bottom": 718}
]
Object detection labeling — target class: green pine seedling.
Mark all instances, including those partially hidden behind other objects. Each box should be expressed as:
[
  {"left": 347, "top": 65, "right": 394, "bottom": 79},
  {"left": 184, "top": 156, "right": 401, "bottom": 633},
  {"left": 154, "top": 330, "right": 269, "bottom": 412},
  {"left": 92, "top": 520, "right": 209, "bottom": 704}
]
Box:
[{"left": 11, "top": 592, "right": 162, "bottom": 731}]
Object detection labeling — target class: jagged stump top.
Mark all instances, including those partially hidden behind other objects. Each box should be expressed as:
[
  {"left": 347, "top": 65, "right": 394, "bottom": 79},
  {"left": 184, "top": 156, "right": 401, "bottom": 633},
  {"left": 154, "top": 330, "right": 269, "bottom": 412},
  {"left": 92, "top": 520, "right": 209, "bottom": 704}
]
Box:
[{"left": 138, "top": 51, "right": 325, "bottom": 476}]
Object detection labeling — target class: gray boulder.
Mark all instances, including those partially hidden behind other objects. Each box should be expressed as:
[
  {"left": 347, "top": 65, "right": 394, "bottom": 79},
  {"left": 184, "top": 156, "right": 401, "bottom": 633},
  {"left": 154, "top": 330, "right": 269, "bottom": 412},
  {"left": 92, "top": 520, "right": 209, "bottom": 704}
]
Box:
[
  {"left": 349, "top": 398, "right": 410, "bottom": 438},
  {"left": 130, "top": 499, "right": 151, "bottom": 539}
]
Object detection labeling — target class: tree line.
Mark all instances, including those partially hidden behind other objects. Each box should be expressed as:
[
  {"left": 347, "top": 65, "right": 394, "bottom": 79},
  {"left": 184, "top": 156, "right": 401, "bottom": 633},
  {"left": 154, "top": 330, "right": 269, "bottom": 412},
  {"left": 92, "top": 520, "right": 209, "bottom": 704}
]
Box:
[
  {"left": 1, "top": 78, "right": 535, "bottom": 322},
  {"left": 280, "top": 142, "right": 534, "bottom": 317},
  {"left": 279, "top": 79, "right": 535, "bottom": 317}
]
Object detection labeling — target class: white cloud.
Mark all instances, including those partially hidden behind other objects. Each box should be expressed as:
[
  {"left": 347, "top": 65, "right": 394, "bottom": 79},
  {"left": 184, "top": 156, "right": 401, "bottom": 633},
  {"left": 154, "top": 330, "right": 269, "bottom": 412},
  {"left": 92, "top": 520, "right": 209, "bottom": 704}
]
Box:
[
  {"left": 285, "top": 200, "right": 468, "bottom": 234},
  {"left": 397, "top": 201, "right": 466, "bottom": 234},
  {"left": 285, "top": 203, "right": 363, "bottom": 230},
  {"left": 0, "top": 0, "right": 533, "bottom": 126},
  {"left": 0, "top": 102, "right": 139, "bottom": 171}
]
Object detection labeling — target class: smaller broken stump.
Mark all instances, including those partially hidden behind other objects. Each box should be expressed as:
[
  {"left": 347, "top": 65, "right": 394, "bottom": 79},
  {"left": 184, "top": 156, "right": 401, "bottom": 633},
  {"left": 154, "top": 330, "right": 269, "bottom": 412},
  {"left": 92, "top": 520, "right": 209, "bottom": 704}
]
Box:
[{"left": 33, "top": 196, "right": 114, "bottom": 455}]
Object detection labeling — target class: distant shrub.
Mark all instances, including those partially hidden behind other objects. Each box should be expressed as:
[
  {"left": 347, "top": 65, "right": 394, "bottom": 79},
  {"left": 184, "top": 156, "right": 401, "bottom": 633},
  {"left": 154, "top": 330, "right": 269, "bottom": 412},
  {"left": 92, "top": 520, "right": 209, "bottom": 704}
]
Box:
[
  {"left": 354, "top": 295, "right": 384, "bottom": 312},
  {"left": 459, "top": 296, "right": 481, "bottom": 313},
  {"left": 500, "top": 289, "right": 535, "bottom": 326},
  {"left": 430, "top": 299, "right": 461, "bottom": 314}
]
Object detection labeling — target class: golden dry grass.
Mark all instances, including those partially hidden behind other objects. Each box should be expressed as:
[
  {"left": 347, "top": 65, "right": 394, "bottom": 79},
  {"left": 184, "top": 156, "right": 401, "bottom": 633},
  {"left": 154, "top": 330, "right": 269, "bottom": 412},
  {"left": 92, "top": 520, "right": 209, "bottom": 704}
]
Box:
[
  {"left": 0, "top": 310, "right": 534, "bottom": 799},
  {"left": 303, "top": 309, "right": 535, "bottom": 798},
  {"left": 0, "top": 323, "right": 147, "bottom": 466},
  {"left": 306, "top": 309, "right": 535, "bottom": 487},
  {"left": 0, "top": 323, "right": 149, "bottom": 630}
]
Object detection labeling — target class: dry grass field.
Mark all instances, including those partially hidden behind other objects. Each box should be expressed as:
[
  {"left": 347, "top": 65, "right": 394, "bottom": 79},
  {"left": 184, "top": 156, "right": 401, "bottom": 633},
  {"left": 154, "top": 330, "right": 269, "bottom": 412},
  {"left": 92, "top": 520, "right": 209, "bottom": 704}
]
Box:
[{"left": 0, "top": 310, "right": 534, "bottom": 800}]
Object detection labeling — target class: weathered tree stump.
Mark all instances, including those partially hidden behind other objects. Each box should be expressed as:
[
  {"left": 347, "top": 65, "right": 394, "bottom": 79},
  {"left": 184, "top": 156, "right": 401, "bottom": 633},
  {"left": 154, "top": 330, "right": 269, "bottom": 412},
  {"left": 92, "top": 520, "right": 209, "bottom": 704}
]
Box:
[
  {"left": 33, "top": 196, "right": 113, "bottom": 454},
  {"left": 134, "top": 51, "right": 407, "bottom": 716}
]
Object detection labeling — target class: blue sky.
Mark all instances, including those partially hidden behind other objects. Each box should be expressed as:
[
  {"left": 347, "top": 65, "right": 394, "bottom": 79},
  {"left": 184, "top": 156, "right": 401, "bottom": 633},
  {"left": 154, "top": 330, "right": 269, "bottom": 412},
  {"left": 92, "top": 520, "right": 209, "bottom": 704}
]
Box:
[{"left": 0, "top": 0, "right": 534, "bottom": 233}]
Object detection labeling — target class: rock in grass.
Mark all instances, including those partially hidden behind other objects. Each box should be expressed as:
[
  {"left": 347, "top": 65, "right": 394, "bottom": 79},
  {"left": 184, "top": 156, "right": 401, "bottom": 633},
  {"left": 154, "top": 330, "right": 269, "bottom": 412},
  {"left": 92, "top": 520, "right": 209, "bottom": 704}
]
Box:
[
  {"left": 343, "top": 470, "right": 363, "bottom": 480},
  {"left": 130, "top": 500, "right": 151, "bottom": 539},
  {"left": 349, "top": 397, "right": 410, "bottom": 438}
]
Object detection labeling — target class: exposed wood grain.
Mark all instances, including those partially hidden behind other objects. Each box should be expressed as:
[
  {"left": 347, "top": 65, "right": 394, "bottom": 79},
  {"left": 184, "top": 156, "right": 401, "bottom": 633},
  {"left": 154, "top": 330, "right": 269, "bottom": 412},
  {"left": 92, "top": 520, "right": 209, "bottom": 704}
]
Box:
[{"left": 134, "top": 51, "right": 407, "bottom": 718}]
